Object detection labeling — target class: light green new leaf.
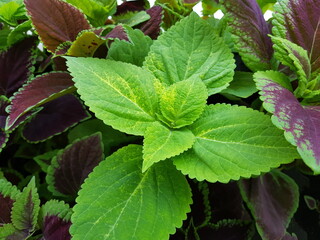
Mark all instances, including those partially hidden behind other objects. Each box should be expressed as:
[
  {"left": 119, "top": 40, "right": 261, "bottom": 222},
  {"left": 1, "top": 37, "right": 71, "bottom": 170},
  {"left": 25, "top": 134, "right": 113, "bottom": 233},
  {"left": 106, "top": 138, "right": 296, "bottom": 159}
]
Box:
[
  {"left": 66, "top": 57, "right": 159, "bottom": 136},
  {"left": 71, "top": 145, "right": 192, "bottom": 240},
  {"left": 144, "top": 12, "right": 235, "bottom": 95},
  {"left": 11, "top": 177, "right": 40, "bottom": 235},
  {"left": 7, "top": 20, "right": 32, "bottom": 46},
  {"left": 173, "top": 104, "right": 299, "bottom": 183},
  {"left": 108, "top": 27, "right": 153, "bottom": 67},
  {"left": 159, "top": 78, "right": 208, "bottom": 128},
  {"left": 142, "top": 122, "right": 195, "bottom": 172}
]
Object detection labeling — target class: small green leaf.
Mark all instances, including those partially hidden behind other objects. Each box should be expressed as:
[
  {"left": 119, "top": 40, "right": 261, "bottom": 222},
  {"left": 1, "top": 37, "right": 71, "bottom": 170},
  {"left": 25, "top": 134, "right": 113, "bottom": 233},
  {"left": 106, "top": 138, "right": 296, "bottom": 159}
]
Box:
[
  {"left": 66, "top": 57, "right": 159, "bottom": 136},
  {"left": 113, "top": 11, "right": 151, "bottom": 27},
  {"left": 71, "top": 145, "right": 192, "bottom": 240},
  {"left": 221, "top": 72, "right": 257, "bottom": 98},
  {"left": 173, "top": 104, "right": 299, "bottom": 183},
  {"left": 108, "top": 27, "right": 153, "bottom": 67},
  {"left": 159, "top": 78, "right": 208, "bottom": 128},
  {"left": 39, "top": 200, "right": 72, "bottom": 224},
  {"left": 11, "top": 177, "right": 40, "bottom": 236},
  {"left": 144, "top": 12, "right": 235, "bottom": 95},
  {"left": 142, "top": 122, "right": 195, "bottom": 171},
  {"left": 34, "top": 150, "right": 59, "bottom": 173},
  {"left": 7, "top": 20, "right": 32, "bottom": 46}
]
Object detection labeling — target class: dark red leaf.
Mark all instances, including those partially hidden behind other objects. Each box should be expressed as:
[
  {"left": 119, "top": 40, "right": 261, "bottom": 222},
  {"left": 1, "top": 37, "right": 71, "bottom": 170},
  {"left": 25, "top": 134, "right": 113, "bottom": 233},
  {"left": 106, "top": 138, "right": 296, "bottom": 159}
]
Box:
[
  {"left": 0, "top": 194, "right": 14, "bottom": 225},
  {"left": 22, "top": 95, "right": 90, "bottom": 142},
  {"left": 138, "top": 6, "right": 163, "bottom": 39},
  {"left": 24, "top": 0, "right": 91, "bottom": 52},
  {"left": 6, "top": 72, "right": 75, "bottom": 130},
  {"left": 42, "top": 216, "right": 71, "bottom": 240},
  {"left": 0, "top": 37, "right": 37, "bottom": 97},
  {"left": 104, "top": 25, "right": 129, "bottom": 41},
  {"left": 239, "top": 171, "right": 299, "bottom": 240},
  {"left": 115, "top": 0, "right": 146, "bottom": 15}
]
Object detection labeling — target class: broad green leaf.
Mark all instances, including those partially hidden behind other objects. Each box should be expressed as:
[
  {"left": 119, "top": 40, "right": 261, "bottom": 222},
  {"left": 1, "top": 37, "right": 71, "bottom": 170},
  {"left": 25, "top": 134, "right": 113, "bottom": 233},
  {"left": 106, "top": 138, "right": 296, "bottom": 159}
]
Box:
[
  {"left": 142, "top": 122, "right": 195, "bottom": 172},
  {"left": 144, "top": 12, "right": 235, "bottom": 95},
  {"left": 66, "top": 57, "right": 159, "bottom": 136},
  {"left": 0, "top": 1, "right": 26, "bottom": 26},
  {"left": 11, "top": 178, "right": 40, "bottom": 236},
  {"left": 159, "top": 78, "right": 208, "bottom": 128},
  {"left": 173, "top": 104, "right": 298, "bottom": 183},
  {"left": 108, "top": 27, "right": 153, "bottom": 67},
  {"left": 221, "top": 72, "right": 257, "bottom": 98},
  {"left": 7, "top": 20, "right": 32, "bottom": 46},
  {"left": 271, "top": 36, "right": 311, "bottom": 97},
  {"left": 71, "top": 145, "right": 192, "bottom": 240},
  {"left": 113, "top": 11, "right": 151, "bottom": 27},
  {"left": 66, "top": 0, "right": 116, "bottom": 26}
]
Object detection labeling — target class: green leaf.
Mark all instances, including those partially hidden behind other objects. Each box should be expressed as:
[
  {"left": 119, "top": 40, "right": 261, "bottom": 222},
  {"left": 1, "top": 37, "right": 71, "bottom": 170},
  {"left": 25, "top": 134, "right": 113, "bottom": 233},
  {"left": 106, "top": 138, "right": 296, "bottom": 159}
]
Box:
[
  {"left": 144, "top": 12, "right": 235, "bottom": 95},
  {"left": 0, "top": 1, "right": 26, "bottom": 26},
  {"left": 7, "top": 20, "right": 32, "bottom": 46},
  {"left": 39, "top": 200, "right": 72, "bottom": 224},
  {"left": 142, "top": 122, "right": 195, "bottom": 172},
  {"left": 34, "top": 150, "right": 59, "bottom": 173},
  {"left": 221, "top": 71, "right": 257, "bottom": 98},
  {"left": 113, "top": 11, "right": 151, "bottom": 27},
  {"left": 108, "top": 27, "right": 153, "bottom": 67},
  {"left": 71, "top": 145, "right": 192, "bottom": 240},
  {"left": 66, "top": 57, "right": 159, "bottom": 136},
  {"left": 11, "top": 177, "right": 40, "bottom": 236},
  {"left": 66, "top": 0, "right": 116, "bottom": 26},
  {"left": 172, "top": 104, "right": 299, "bottom": 183},
  {"left": 159, "top": 78, "right": 208, "bottom": 128},
  {"left": 0, "top": 224, "right": 17, "bottom": 239},
  {"left": 0, "top": 28, "right": 11, "bottom": 50}
]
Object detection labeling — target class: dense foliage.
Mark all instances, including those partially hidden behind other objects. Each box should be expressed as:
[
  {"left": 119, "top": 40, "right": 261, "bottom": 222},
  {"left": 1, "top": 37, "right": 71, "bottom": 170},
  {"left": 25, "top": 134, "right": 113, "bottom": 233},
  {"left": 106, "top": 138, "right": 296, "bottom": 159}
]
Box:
[{"left": 0, "top": 0, "right": 319, "bottom": 239}]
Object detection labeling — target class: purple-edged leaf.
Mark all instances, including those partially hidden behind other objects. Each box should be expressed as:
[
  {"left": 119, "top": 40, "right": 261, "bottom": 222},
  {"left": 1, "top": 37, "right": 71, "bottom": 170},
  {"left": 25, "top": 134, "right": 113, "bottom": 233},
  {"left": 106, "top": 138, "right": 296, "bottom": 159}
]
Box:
[
  {"left": 272, "top": 0, "right": 320, "bottom": 73},
  {"left": 137, "top": 6, "right": 163, "bottom": 39},
  {"left": 0, "top": 179, "right": 20, "bottom": 226},
  {"left": 239, "top": 170, "right": 299, "bottom": 240},
  {"left": 221, "top": 0, "right": 273, "bottom": 71},
  {"left": 255, "top": 70, "right": 320, "bottom": 173},
  {"left": 24, "top": 0, "right": 91, "bottom": 53},
  {"left": 46, "top": 133, "right": 104, "bottom": 197},
  {"left": 6, "top": 72, "right": 75, "bottom": 130},
  {"left": 104, "top": 25, "right": 129, "bottom": 41},
  {"left": 0, "top": 37, "right": 37, "bottom": 97},
  {"left": 22, "top": 94, "right": 90, "bottom": 142}
]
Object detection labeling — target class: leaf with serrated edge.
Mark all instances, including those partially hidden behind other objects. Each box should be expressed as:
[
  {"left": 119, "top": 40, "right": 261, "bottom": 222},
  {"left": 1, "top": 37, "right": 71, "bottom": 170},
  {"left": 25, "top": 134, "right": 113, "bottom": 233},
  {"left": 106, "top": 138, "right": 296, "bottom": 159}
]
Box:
[
  {"left": 239, "top": 170, "right": 299, "bottom": 240},
  {"left": 11, "top": 177, "right": 40, "bottom": 236},
  {"left": 159, "top": 78, "right": 208, "bottom": 128},
  {"left": 66, "top": 57, "right": 159, "bottom": 136},
  {"left": 221, "top": 0, "right": 273, "bottom": 71},
  {"left": 142, "top": 122, "right": 195, "bottom": 172},
  {"left": 173, "top": 104, "right": 298, "bottom": 183},
  {"left": 144, "top": 12, "right": 235, "bottom": 95},
  {"left": 254, "top": 70, "right": 320, "bottom": 173},
  {"left": 6, "top": 72, "right": 75, "bottom": 130},
  {"left": 71, "top": 145, "right": 192, "bottom": 240}
]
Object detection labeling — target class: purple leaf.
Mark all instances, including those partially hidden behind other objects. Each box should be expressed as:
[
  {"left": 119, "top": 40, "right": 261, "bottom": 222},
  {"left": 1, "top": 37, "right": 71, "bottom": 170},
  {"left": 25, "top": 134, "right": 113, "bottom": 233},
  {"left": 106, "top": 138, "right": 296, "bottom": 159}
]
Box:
[
  {"left": 46, "top": 133, "right": 104, "bottom": 197},
  {"left": 273, "top": 0, "right": 320, "bottom": 72},
  {"left": 24, "top": 0, "right": 91, "bottom": 53},
  {"left": 0, "top": 194, "right": 15, "bottom": 225},
  {"left": 304, "top": 195, "right": 317, "bottom": 210},
  {"left": 115, "top": 0, "right": 146, "bottom": 15},
  {"left": 0, "top": 37, "right": 37, "bottom": 97},
  {"left": 282, "top": 233, "right": 298, "bottom": 240},
  {"left": 221, "top": 0, "right": 273, "bottom": 71},
  {"left": 255, "top": 71, "right": 320, "bottom": 173},
  {"left": 22, "top": 94, "right": 90, "bottom": 142},
  {"left": 42, "top": 216, "right": 71, "bottom": 240},
  {"left": 137, "top": 6, "right": 163, "bottom": 39},
  {"left": 239, "top": 171, "right": 299, "bottom": 240},
  {"left": 6, "top": 72, "right": 75, "bottom": 130},
  {"left": 104, "top": 25, "right": 129, "bottom": 41}
]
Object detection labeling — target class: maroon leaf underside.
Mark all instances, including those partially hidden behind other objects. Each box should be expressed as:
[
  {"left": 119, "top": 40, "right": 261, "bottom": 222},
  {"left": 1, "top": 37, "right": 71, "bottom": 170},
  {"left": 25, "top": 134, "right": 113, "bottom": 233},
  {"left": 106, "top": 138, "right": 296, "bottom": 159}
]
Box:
[
  {"left": 0, "top": 194, "right": 14, "bottom": 225},
  {"left": 115, "top": 0, "right": 146, "bottom": 15},
  {"left": 137, "top": 6, "right": 163, "bottom": 39},
  {"left": 275, "top": 0, "right": 320, "bottom": 72},
  {"left": 53, "top": 133, "right": 103, "bottom": 196},
  {"left": 0, "top": 37, "right": 37, "bottom": 97},
  {"left": 260, "top": 80, "right": 320, "bottom": 166},
  {"left": 6, "top": 72, "right": 74, "bottom": 129},
  {"left": 24, "top": 0, "right": 91, "bottom": 52},
  {"left": 222, "top": 0, "right": 273, "bottom": 70},
  {"left": 22, "top": 94, "right": 89, "bottom": 142},
  {"left": 42, "top": 215, "right": 71, "bottom": 240},
  {"left": 239, "top": 171, "right": 299, "bottom": 240}
]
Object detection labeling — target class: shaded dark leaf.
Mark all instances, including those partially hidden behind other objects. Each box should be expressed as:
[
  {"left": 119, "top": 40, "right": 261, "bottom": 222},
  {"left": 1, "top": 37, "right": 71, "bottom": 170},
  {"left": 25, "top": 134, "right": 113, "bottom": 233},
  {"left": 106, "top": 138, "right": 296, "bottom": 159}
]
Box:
[
  {"left": 104, "top": 25, "right": 129, "bottom": 41},
  {"left": 42, "top": 216, "right": 71, "bottom": 240},
  {"left": 0, "top": 96, "right": 10, "bottom": 129},
  {"left": 0, "top": 194, "right": 14, "bottom": 225},
  {"left": 24, "top": 0, "right": 91, "bottom": 52},
  {"left": 304, "top": 195, "right": 317, "bottom": 210},
  {"left": 138, "top": 6, "right": 163, "bottom": 39},
  {"left": 0, "top": 37, "right": 37, "bottom": 97},
  {"left": 115, "top": 0, "right": 146, "bottom": 15}
]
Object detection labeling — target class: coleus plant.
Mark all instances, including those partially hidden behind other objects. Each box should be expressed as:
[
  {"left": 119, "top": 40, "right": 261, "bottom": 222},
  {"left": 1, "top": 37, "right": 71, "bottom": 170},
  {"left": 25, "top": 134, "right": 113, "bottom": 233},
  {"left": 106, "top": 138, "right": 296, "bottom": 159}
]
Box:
[{"left": 0, "top": 0, "right": 319, "bottom": 239}]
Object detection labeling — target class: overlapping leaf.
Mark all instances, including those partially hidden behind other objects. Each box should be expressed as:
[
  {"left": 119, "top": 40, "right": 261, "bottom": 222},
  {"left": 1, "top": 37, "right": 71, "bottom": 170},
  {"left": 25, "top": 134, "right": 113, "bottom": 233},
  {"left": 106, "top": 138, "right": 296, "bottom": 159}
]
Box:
[
  {"left": 138, "top": 6, "right": 163, "bottom": 39},
  {"left": 254, "top": 70, "right": 320, "bottom": 173},
  {"left": 0, "top": 179, "right": 20, "bottom": 226},
  {"left": 173, "top": 104, "right": 298, "bottom": 183},
  {"left": 71, "top": 145, "right": 192, "bottom": 240},
  {"left": 24, "top": 0, "right": 91, "bottom": 52},
  {"left": 144, "top": 12, "right": 235, "bottom": 95},
  {"left": 221, "top": 72, "right": 257, "bottom": 98},
  {"left": 221, "top": 0, "right": 273, "bottom": 71},
  {"left": 272, "top": 0, "right": 320, "bottom": 73},
  {"left": 239, "top": 170, "right": 299, "bottom": 240},
  {"left": 66, "top": 57, "right": 159, "bottom": 136}
]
